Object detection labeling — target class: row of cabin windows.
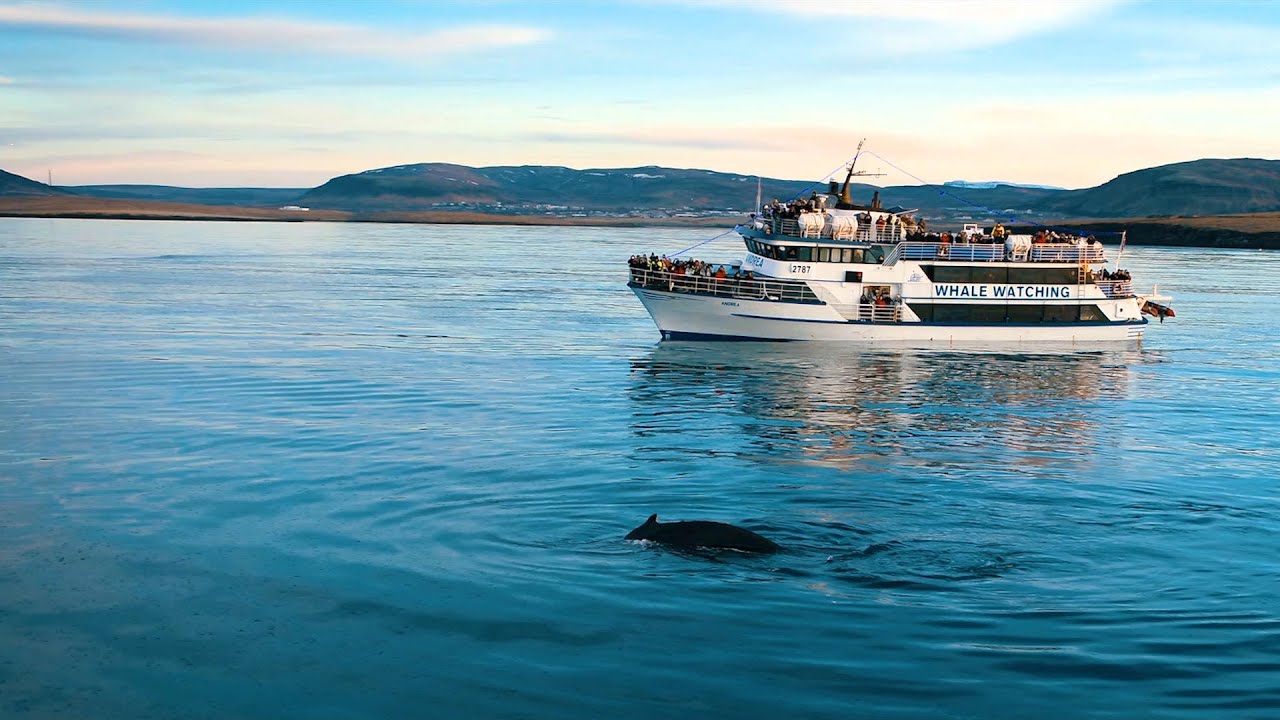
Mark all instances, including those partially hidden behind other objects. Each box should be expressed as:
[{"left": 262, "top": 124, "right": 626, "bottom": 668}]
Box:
[
  {"left": 922, "top": 265, "right": 1080, "bottom": 285},
  {"left": 908, "top": 303, "right": 1108, "bottom": 323},
  {"left": 746, "top": 239, "right": 886, "bottom": 264}
]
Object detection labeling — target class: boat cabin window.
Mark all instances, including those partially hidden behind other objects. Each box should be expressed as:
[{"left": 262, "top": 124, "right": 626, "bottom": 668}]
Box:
[
  {"left": 909, "top": 303, "right": 1107, "bottom": 323},
  {"left": 970, "top": 266, "right": 1007, "bottom": 285},
  {"left": 748, "top": 240, "right": 878, "bottom": 264}
]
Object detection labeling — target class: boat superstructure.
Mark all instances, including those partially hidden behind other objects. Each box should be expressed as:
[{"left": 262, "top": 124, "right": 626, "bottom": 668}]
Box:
[{"left": 628, "top": 161, "right": 1173, "bottom": 345}]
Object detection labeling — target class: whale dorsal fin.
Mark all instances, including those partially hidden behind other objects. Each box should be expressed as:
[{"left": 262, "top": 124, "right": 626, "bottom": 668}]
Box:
[{"left": 646, "top": 514, "right": 658, "bottom": 525}]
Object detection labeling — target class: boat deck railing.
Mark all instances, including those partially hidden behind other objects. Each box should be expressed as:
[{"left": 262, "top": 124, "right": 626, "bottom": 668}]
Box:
[
  {"left": 1096, "top": 280, "right": 1134, "bottom": 298},
  {"left": 863, "top": 305, "right": 901, "bottom": 323},
  {"left": 629, "top": 268, "right": 822, "bottom": 304},
  {"left": 760, "top": 218, "right": 906, "bottom": 244},
  {"left": 1030, "top": 245, "right": 1107, "bottom": 263},
  {"left": 882, "top": 242, "right": 1107, "bottom": 266},
  {"left": 840, "top": 303, "right": 901, "bottom": 323}
]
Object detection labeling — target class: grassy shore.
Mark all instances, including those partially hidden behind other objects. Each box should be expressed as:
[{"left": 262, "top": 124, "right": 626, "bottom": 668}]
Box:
[
  {"left": 3, "top": 196, "right": 1279, "bottom": 247},
  {"left": 0, "top": 197, "right": 734, "bottom": 227}
]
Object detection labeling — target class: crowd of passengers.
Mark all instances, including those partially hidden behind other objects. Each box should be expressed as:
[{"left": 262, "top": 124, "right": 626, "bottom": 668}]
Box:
[
  {"left": 759, "top": 193, "right": 830, "bottom": 218},
  {"left": 859, "top": 288, "right": 897, "bottom": 308},
  {"left": 907, "top": 223, "right": 1101, "bottom": 247},
  {"left": 759, "top": 200, "right": 1107, "bottom": 250},
  {"left": 628, "top": 254, "right": 756, "bottom": 282}
]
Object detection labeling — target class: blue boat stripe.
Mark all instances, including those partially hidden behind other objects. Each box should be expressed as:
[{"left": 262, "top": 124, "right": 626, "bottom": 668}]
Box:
[{"left": 729, "top": 314, "right": 850, "bottom": 325}]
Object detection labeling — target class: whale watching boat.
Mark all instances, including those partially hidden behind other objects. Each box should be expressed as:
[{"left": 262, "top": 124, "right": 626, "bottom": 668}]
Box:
[{"left": 628, "top": 156, "right": 1175, "bottom": 344}]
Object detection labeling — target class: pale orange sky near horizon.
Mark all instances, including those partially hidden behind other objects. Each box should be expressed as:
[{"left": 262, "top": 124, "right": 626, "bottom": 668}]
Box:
[{"left": 3, "top": 1, "right": 1279, "bottom": 190}]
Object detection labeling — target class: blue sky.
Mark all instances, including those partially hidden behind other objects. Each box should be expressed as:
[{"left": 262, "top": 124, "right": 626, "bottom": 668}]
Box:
[{"left": 2, "top": 0, "right": 1278, "bottom": 188}]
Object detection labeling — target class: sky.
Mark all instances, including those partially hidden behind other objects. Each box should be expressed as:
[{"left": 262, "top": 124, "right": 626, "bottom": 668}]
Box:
[{"left": 2, "top": 0, "right": 1279, "bottom": 189}]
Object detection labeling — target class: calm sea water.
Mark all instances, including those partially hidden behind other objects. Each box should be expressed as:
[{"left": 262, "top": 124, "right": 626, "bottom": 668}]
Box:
[{"left": 1, "top": 218, "right": 1277, "bottom": 719}]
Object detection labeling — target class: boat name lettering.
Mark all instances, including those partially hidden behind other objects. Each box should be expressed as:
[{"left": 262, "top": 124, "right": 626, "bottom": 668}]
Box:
[
  {"left": 788, "top": 264, "right": 811, "bottom": 274},
  {"left": 745, "top": 253, "right": 765, "bottom": 267},
  {"left": 721, "top": 300, "right": 739, "bottom": 307},
  {"left": 933, "top": 284, "right": 1073, "bottom": 299}
]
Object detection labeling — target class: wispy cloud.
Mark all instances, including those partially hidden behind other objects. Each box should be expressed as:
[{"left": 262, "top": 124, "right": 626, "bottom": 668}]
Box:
[
  {"left": 681, "top": 0, "right": 1121, "bottom": 49},
  {"left": 524, "top": 128, "right": 795, "bottom": 152},
  {"left": 0, "top": 4, "right": 550, "bottom": 59}
]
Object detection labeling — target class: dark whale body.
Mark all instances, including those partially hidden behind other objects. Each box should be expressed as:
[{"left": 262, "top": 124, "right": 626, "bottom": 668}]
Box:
[{"left": 626, "top": 514, "right": 779, "bottom": 553}]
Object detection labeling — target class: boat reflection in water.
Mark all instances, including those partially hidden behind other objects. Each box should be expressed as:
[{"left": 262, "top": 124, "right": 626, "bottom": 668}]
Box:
[{"left": 627, "top": 342, "right": 1146, "bottom": 472}]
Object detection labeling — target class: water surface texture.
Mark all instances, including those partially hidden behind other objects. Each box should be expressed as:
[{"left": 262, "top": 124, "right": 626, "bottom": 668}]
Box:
[{"left": 1, "top": 219, "right": 1277, "bottom": 719}]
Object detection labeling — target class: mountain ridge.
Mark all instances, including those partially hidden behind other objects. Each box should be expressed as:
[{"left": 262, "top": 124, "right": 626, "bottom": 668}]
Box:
[
  {"left": 3, "top": 157, "right": 1279, "bottom": 223},
  {"left": 0, "top": 169, "right": 71, "bottom": 197}
]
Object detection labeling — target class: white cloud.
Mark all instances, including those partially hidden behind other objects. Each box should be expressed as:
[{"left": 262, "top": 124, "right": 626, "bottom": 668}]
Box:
[
  {"left": 0, "top": 4, "right": 550, "bottom": 59},
  {"left": 682, "top": 0, "right": 1121, "bottom": 49},
  {"left": 0, "top": 75, "right": 13, "bottom": 84}
]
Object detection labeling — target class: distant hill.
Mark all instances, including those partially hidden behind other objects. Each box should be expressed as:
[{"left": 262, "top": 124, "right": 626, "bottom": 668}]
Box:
[
  {"left": 297, "top": 162, "right": 1075, "bottom": 224},
  {"left": 299, "top": 163, "right": 822, "bottom": 213},
  {"left": 5, "top": 157, "right": 1279, "bottom": 224},
  {"left": 68, "top": 185, "right": 307, "bottom": 207},
  {"left": 0, "top": 170, "right": 301, "bottom": 206},
  {"left": 1043, "top": 158, "right": 1280, "bottom": 217},
  {"left": 0, "top": 169, "right": 70, "bottom": 197}
]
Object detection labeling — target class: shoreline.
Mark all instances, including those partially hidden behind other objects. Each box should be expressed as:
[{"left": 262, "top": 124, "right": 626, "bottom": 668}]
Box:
[
  {"left": 2, "top": 197, "right": 1278, "bottom": 248},
  {"left": 0, "top": 197, "right": 734, "bottom": 228}
]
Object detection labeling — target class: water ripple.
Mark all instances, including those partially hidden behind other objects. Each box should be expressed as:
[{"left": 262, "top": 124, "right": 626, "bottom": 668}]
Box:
[{"left": 1, "top": 220, "right": 1278, "bottom": 719}]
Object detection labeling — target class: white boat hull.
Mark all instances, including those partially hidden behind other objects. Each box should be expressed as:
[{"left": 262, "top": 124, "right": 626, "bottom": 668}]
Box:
[{"left": 633, "top": 287, "right": 1147, "bottom": 345}]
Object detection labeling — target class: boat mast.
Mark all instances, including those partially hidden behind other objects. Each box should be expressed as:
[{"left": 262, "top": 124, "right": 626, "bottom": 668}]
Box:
[{"left": 832, "top": 139, "right": 886, "bottom": 210}]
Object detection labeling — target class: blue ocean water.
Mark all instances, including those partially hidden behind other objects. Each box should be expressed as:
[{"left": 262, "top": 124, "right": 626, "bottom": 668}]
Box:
[{"left": 1, "top": 217, "right": 1277, "bottom": 719}]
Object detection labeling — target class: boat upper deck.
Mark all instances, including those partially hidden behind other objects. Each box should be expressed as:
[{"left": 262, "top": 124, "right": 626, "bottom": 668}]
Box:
[{"left": 740, "top": 216, "right": 1109, "bottom": 266}]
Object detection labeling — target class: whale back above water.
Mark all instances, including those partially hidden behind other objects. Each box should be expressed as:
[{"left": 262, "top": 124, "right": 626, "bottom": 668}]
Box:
[{"left": 626, "top": 514, "right": 779, "bottom": 553}]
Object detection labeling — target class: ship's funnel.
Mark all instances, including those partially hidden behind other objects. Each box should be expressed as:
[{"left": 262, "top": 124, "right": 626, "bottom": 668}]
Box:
[{"left": 828, "top": 180, "right": 839, "bottom": 195}]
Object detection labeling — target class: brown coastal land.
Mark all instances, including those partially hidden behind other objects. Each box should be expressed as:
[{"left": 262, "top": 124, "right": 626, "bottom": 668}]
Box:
[
  {"left": 0, "top": 196, "right": 350, "bottom": 222},
  {"left": 3, "top": 196, "right": 1279, "bottom": 248},
  {"left": 0, "top": 196, "right": 736, "bottom": 227}
]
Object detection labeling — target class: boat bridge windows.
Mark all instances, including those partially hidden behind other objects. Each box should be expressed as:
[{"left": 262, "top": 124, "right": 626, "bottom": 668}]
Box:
[
  {"left": 907, "top": 303, "right": 1108, "bottom": 324},
  {"left": 920, "top": 265, "right": 1080, "bottom": 285},
  {"left": 746, "top": 239, "right": 886, "bottom": 264}
]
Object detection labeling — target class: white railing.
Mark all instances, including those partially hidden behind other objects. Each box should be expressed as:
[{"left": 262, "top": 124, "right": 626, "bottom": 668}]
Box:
[
  {"left": 883, "top": 242, "right": 1106, "bottom": 265},
  {"left": 853, "top": 304, "right": 901, "bottom": 323},
  {"left": 765, "top": 217, "right": 906, "bottom": 244},
  {"left": 889, "top": 242, "right": 1005, "bottom": 264},
  {"left": 1029, "top": 245, "right": 1107, "bottom": 263},
  {"left": 628, "top": 268, "right": 820, "bottom": 303},
  {"left": 1096, "top": 280, "right": 1134, "bottom": 298}
]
